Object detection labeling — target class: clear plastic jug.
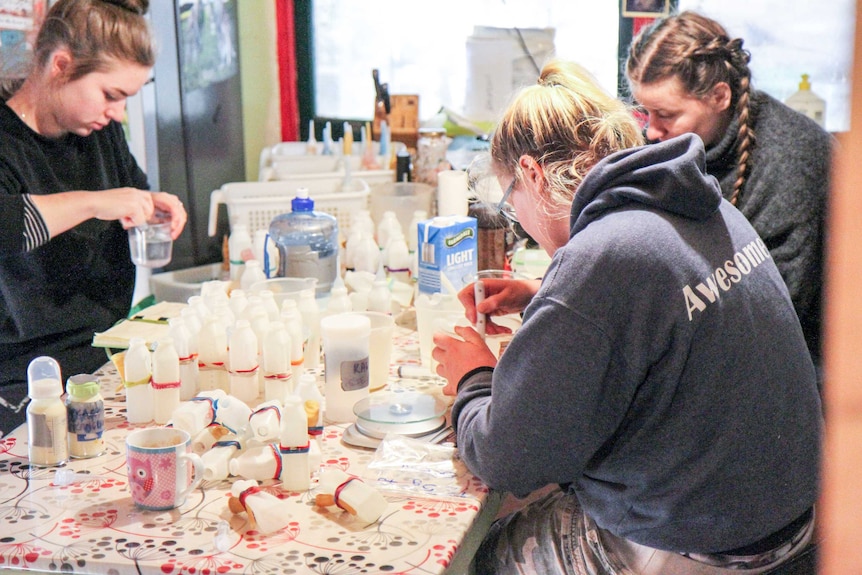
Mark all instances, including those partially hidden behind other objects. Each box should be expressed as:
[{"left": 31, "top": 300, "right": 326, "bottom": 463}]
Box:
[{"left": 269, "top": 188, "right": 339, "bottom": 294}]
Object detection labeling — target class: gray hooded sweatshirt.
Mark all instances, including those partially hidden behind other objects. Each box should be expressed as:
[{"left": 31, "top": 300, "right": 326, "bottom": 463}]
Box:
[{"left": 452, "top": 134, "right": 821, "bottom": 554}]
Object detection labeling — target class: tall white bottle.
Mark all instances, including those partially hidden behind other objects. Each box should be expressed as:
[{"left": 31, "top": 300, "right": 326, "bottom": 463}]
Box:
[
  {"left": 294, "top": 373, "right": 324, "bottom": 440},
  {"left": 228, "top": 319, "right": 260, "bottom": 403},
  {"left": 785, "top": 73, "right": 826, "bottom": 128},
  {"left": 320, "top": 313, "right": 370, "bottom": 423},
  {"left": 169, "top": 317, "right": 199, "bottom": 400},
  {"left": 279, "top": 395, "right": 310, "bottom": 491},
  {"left": 262, "top": 320, "right": 292, "bottom": 401},
  {"left": 151, "top": 337, "right": 181, "bottom": 425},
  {"left": 229, "top": 223, "right": 254, "bottom": 284},
  {"left": 198, "top": 315, "right": 228, "bottom": 392},
  {"left": 249, "top": 399, "right": 283, "bottom": 444},
  {"left": 241, "top": 259, "right": 267, "bottom": 292},
  {"left": 280, "top": 299, "right": 306, "bottom": 382},
  {"left": 298, "top": 289, "right": 321, "bottom": 369},
  {"left": 124, "top": 337, "right": 154, "bottom": 424}
]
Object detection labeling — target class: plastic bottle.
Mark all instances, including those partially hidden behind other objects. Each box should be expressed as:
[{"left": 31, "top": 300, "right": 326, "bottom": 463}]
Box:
[
  {"left": 261, "top": 320, "right": 293, "bottom": 401},
  {"left": 228, "top": 289, "right": 249, "bottom": 320},
  {"left": 326, "top": 272, "right": 353, "bottom": 315},
  {"left": 65, "top": 373, "right": 105, "bottom": 459},
  {"left": 240, "top": 259, "right": 267, "bottom": 292},
  {"left": 385, "top": 229, "right": 412, "bottom": 284},
  {"left": 213, "top": 394, "right": 253, "bottom": 436},
  {"left": 169, "top": 317, "right": 199, "bottom": 400},
  {"left": 785, "top": 73, "right": 826, "bottom": 128},
  {"left": 408, "top": 210, "right": 427, "bottom": 278},
  {"left": 294, "top": 373, "right": 324, "bottom": 440},
  {"left": 151, "top": 337, "right": 181, "bottom": 425},
  {"left": 258, "top": 289, "right": 281, "bottom": 322},
  {"left": 198, "top": 315, "right": 228, "bottom": 392},
  {"left": 228, "top": 443, "right": 283, "bottom": 481},
  {"left": 315, "top": 467, "right": 387, "bottom": 524},
  {"left": 171, "top": 395, "right": 218, "bottom": 437},
  {"left": 202, "top": 437, "right": 243, "bottom": 481},
  {"left": 249, "top": 399, "right": 282, "bottom": 444},
  {"left": 253, "top": 229, "right": 279, "bottom": 278},
  {"left": 376, "top": 211, "right": 401, "bottom": 253},
  {"left": 228, "top": 223, "right": 254, "bottom": 284},
  {"left": 280, "top": 299, "right": 306, "bottom": 382},
  {"left": 278, "top": 395, "right": 310, "bottom": 491},
  {"left": 269, "top": 187, "right": 339, "bottom": 293},
  {"left": 298, "top": 289, "right": 321, "bottom": 369},
  {"left": 243, "top": 296, "right": 271, "bottom": 355},
  {"left": 228, "top": 320, "right": 260, "bottom": 403},
  {"left": 26, "top": 356, "right": 68, "bottom": 466},
  {"left": 320, "top": 313, "right": 370, "bottom": 423},
  {"left": 353, "top": 231, "right": 380, "bottom": 275},
  {"left": 230, "top": 479, "right": 294, "bottom": 534},
  {"left": 367, "top": 265, "right": 392, "bottom": 315},
  {"left": 191, "top": 423, "right": 231, "bottom": 455},
  {"left": 123, "top": 337, "right": 154, "bottom": 424}
]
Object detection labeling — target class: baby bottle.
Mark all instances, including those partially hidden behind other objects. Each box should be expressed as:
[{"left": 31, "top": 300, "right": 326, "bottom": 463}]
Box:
[{"left": 27, "top": 356, "right": 68, "bottom": 466}]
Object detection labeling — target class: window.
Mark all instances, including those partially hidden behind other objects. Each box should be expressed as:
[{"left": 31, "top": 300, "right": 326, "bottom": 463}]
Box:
[{"left": 309, "top": 1, "right": 621, "bottom": 129}]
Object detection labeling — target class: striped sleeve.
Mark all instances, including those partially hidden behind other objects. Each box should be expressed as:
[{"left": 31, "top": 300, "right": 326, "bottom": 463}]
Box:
[{"left": 22, "top": 194, "right": 50, "bottom": 252}]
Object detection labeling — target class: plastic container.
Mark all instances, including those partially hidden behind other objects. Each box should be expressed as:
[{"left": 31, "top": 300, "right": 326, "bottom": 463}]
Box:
[
  {"left": 262, "top": 321, "right": 292, "bottom": 401},
  {"left": 151, "top": 337, "right": 181, "bottom": 425},
  {"left": 294, "top": 373, "right": 324, "bottom": 439},
  {"left": 228, "top": 320, "right": 260, "bottom": 403},
  {"left": 279, "top": 395, "right": 310, "bottom": 491},
  {"left": 65, "top": 374, "right": 105, "bottom": 459},
  {"left": 150, "top": 263, "right": 228, "bottom": 303},
  {"left": 230, "top": 478, "right": 294, "bottom": 534},
  {"left": 316, "top": 467, "right": 387, "bottom": 524},
  {"left": 320, "top": 313, "right": 371, "bottom": 423},
  {"left": 128, "top": 212, "right": 173, "bottom": 268},
  {"left": 124, "top": 337, "right": 154, "bottom": 424},
  {"left": 228, "top": 223, "right": 254, "bottom": 283},
  {"left": 250, "top": 277, "right": 318, "bottom": 308},
  {"left": 27, "top": 357, "right": 68, "bottom": 466},
  {"left": 202, "top": 437, "right": 242, "bottom": 481},
  {"left": 229, "top": 443, "right": 283, "bottom": 481},
  {"left": 207, "top": 178, "right": 371, "bottom": 242},
  {"left": 370, "top": 182, "right": 435, "bottom": 241},
  {"left": 269, "top": 188, "right": 339, "bottom": 295}
]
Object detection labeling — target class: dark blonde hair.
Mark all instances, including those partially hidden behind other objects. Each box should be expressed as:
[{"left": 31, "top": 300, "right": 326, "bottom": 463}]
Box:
[
  {"left": 36, "top": 0, "right": 153, "bottom": 82},
  {"left": 491, "top": 59, "right": 644, "bottom": 211},
  {"left": 626, "top": 11, "right": 753, "bottom": 205}
]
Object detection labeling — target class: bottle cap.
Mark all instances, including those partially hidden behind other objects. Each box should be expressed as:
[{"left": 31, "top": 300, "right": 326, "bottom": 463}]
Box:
[
  {"left": 66, "top": 374, "right": 100, "bottom": 400},
  {"left": 27, "top": 356, "right": 62, "bottom": 399},
  {"left": 291, "top": 187, "right": 314, "bottom": 212}
]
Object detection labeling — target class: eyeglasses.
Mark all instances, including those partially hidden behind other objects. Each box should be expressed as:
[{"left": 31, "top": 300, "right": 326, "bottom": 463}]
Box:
[{"left": 496, "top": 178, "right": 518, "bottom": 224}]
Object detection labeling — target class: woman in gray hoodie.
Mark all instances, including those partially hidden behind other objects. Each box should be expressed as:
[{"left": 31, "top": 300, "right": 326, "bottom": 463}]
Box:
[{"left": 433, "top": 59, "right": 821, "bottom": 575}]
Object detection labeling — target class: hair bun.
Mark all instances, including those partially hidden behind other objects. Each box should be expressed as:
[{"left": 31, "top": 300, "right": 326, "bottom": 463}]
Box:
[{"left": 102, "top": 0, "right": 149, "bottom": 16}]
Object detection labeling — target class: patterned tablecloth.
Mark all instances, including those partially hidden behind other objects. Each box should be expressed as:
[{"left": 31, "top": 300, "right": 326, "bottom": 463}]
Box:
[{"left": 0, "top": 325, "right": 499, "bottom": 575}]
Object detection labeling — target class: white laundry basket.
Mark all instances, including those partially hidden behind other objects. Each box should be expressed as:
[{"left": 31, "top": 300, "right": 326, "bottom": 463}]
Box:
[{"left": 207, "top": 176, "right": 372, "bottom": 242}]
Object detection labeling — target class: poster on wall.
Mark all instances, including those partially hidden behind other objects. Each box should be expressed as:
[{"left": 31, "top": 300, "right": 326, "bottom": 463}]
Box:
[
  {"left": 0, "top": 0, "right": 46, "bottom": 80},
  {"left": 622, "top": 0, "right": 670, "bottom": 17}
]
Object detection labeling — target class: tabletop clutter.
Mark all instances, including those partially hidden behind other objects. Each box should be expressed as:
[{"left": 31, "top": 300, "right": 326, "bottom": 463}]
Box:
[{"left": 23, "top": 123, "right": 525, "bottom": 546}]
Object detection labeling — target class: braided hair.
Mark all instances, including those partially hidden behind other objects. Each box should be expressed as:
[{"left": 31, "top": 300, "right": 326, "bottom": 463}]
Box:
[{"left": 625, "top": 11, "right": 754, "bottom": 205}]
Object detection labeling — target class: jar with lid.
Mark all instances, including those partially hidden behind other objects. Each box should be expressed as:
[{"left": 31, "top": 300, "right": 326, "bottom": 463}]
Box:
[
  {"left": 415, "top": 128, "right": 452, "bottom": 187},
  {"left": 269, "top": 188, "right": 339, "bottom": 294},
  {"left": 65, "top": 374, "right": 105, "bottom": 459},
  {"left": 27, "top": 356, "right": 69, "bottom": 466}
]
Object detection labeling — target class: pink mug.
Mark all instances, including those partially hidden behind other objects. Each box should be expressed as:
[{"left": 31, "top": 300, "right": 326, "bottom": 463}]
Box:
[{"left": 125, "top": 427, "right": 203, "bottom": 510}]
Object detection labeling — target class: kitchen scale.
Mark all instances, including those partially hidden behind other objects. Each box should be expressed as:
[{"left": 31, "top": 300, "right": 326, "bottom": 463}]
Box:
[{"left": 342, "top": 391, "right": 450, "bottom": 449}]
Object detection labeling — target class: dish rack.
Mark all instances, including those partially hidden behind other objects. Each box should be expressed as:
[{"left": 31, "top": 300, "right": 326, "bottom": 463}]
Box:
[{"left": 207, "top": 175, "right": 372, "bottom": 241}]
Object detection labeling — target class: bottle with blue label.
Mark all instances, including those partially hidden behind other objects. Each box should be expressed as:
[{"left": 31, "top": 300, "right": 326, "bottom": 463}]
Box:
[{"left": 269, "top": 187, "right": 339, "bottom": 294}]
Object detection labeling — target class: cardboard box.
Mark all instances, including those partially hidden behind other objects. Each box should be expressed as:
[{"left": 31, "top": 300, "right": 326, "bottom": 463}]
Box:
[{"left": 417, "top": 216, "right": 478, "bottom": 294}]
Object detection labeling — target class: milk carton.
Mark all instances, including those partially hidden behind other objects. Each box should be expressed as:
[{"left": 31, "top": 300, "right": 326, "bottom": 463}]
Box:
[{"left": 417, "top": 216, "right": 478, "bottom": 294}]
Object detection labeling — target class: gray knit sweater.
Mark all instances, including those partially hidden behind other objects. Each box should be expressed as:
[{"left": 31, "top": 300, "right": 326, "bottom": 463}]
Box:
[{"left": 705, "top": 91, "right": 832, "bottom": 365}]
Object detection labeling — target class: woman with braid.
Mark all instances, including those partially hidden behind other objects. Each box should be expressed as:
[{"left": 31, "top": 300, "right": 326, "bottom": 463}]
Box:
[
  {"left": 626, "top": 11, "right": 832, "bottom": 374},
  {"left": 0, "top": 0, "right": 186, "bottom": 433}
]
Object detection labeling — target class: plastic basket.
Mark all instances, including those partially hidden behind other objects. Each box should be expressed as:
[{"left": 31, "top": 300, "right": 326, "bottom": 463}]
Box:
[{"left": 207, "top": 177, "right": 371, "bottom": 241}]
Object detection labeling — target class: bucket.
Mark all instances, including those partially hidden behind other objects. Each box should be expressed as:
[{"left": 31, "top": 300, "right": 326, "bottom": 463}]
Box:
[{"left": 369, "top": 182, "right": 435, "bottom": 237}]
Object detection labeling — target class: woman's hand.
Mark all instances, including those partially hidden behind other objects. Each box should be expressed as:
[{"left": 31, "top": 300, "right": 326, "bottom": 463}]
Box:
[
  {"left": 150, "top": 191, "right": 187, "bottom": 240},
  {"left": 458, "top": 278, "right": 541, "bottom": 335},
  {"left": 432, "top": 325, "right": 497, "bottom": 395}
]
